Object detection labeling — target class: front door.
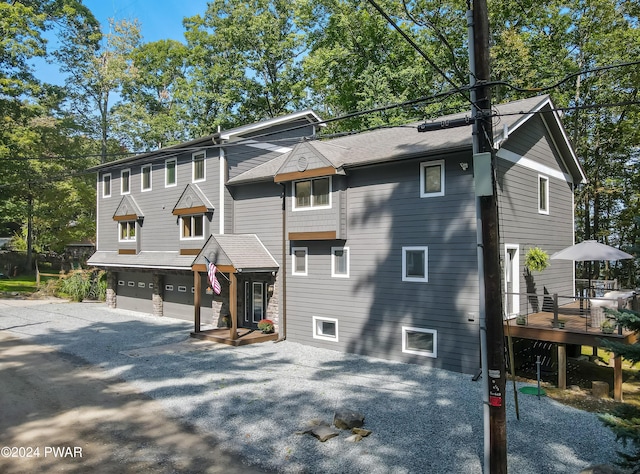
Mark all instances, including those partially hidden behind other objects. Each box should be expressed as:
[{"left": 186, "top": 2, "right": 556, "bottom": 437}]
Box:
[{"left": 242, "top": 280, "right": 266, "bottom": 330}]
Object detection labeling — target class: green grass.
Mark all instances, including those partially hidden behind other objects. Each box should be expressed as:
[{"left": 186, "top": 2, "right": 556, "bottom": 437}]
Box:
[{"left": 0, "top": 274, "right": 57, "bottom": 294}]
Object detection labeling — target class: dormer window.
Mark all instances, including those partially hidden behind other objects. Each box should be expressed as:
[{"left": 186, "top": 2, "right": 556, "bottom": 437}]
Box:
[
  {"left": 294, "top": 177, "right": 331, "bottom": 210},
  {"left": 119, "top": 221, "right": 136, "bottom": 241},
  {"left": 181, "top": 214, "right": 205, "bottom": 240}
]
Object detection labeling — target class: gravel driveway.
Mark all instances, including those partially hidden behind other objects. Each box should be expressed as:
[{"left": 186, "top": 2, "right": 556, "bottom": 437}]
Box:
[{"left": 0, "top": 299, "right": 625, "bottom": 473}]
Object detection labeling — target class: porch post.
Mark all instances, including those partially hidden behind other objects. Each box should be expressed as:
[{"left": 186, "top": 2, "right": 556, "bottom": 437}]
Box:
[
  {"left": 557, "top": 343, "right": 566, "bottom": 390},
  {"left": 194, "top": 270, "right": 201, "bottom": 333},
  {"left": 614, "top": 354, "right": 623, "bottom": 401},
  {"left": 229, "top": 272, "right": 238, "bottom": 340}
]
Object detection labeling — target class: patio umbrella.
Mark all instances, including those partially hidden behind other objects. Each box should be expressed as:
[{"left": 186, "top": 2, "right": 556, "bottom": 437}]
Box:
[
  {"left": 550, "top": 240, "right": 633, "bottom": 297},
  {"left": 550, "top": 240, "right": 633, "bottom": 261}
]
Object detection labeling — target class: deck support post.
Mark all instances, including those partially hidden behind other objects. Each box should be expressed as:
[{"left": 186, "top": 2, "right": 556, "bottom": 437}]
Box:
[
  {"left": 194, "top": 270, "right": 201, "bottom": 333},
  {"left": 557, "top": 343, "right": 566, "bottom": 390},
  {"left": 614, "top": 353, "right": 623, "bottom": 401}
]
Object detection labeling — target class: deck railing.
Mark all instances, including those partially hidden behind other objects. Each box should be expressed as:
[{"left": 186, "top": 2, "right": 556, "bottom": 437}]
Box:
[{"left": 505, "top": 291, "right": 638, "bottom": 336}]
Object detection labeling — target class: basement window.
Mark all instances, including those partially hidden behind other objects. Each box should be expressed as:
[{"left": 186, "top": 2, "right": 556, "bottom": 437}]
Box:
[
  {"left": 402, "top": 326, "right": 437, "bottom": 358},
  {"left": 313, "top": 316, "right": 339, "bottom": 342}
]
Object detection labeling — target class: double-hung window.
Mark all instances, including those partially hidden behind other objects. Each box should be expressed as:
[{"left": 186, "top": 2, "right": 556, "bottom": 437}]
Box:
[
  {"left": 192, "top": 152, "right": 205, "bottom": 182},
  {"left": 420, "top": 160, "right": 445, "bottom": 197},
  {"left": 103, "top": 173, "right": 111, "bottom": 198},
  {"left": 181, "top": 214, "right": 205, "bottom": 240},
  {"left": 119, "top": 221, "right": 136, "bottom": 241},
  {"left": 292, "top": 247, "right": 308, "bottom": 275},
  {"left": 121, "top": 169, "right": 131, "bottom": 195},
  {"left": 294, "top": 177, "right": 330, "bottom": 210},
  {"left": 402, "top": 246, "right": 428, "bottom": 282},
  {"left": 141, "top": 165, "right": 152, "bottom": 191},
  {"left": 538, "top": 175, "right": 549, "bottom": 214},
  {"left": 165, "top": 158, "right": 177, "bottom": 187},
  {"left": 331, "top": 247, "right": 350, "bottom": 278}
]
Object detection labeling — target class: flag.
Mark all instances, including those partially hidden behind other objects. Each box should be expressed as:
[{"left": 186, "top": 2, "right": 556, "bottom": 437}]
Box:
[{"left": 205, "top": 257, "right": 221, "bottom": 295}]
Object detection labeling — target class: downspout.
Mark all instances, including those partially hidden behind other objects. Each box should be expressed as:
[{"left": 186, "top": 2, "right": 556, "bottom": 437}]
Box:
[{"left": 276, "top": 182, "right": 287, "bottom": 342}]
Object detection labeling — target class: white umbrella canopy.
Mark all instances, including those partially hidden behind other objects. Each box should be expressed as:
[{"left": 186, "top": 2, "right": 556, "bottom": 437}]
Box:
[{"left": 550, "top": 240, "right": 633, "bottom": 262}]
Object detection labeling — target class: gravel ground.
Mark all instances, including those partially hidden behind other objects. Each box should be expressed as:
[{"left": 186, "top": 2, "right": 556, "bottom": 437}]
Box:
[{"left": 0, "top": 299, "right": 627, "bottom": 473}]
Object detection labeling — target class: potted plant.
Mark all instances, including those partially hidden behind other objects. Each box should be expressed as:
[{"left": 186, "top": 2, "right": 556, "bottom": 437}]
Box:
[
  {"left": 258, "top": 319, "right": 274, "bottom": 334},
  {"left": 220, "top": 315, "right": 230, "bottom": 328},
  {"left": 524, "top": 247, "right": 550, "bottom": 273},
  {"left": 601, "top": 319, "right": 616, "bottom": 334},
  {"left": 516, "top": 315, "right": 527, "bottom": 326},
  {"left": 552, "top": 319, "right": 567, "bottom": 329}
]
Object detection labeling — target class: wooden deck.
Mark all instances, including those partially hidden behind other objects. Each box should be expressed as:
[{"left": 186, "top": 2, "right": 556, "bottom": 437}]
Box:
[
  {"left": 504, "top": 300, "right": 637, "bottom": 401},
  {"left": 190, "top": 328, "right": 278, "bottom": 346},
  {"left": 505, "top": 301, "right": 637, "bottom": 346}
]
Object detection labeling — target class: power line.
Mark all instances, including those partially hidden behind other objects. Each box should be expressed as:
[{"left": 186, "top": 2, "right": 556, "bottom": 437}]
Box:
[{"left": 365, "top": 0, "right": 476, "bottom": 109}]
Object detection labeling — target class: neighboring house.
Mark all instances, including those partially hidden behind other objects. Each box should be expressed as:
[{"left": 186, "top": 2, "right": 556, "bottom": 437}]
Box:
[{"left": 88, "top": 95, "right": 585, "bottom": 375}]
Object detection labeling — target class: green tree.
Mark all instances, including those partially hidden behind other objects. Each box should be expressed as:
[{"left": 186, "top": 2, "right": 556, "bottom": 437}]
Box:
[
  {"left": 55, "top": 17, "right": 142, "bottom": 162},
  {"left": 111, "top": 39, "right": 190, "bottom": 151}
]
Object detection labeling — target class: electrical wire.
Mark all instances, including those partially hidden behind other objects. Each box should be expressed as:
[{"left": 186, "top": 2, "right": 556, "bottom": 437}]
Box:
[{"left": 365, "top": 0, "right": 476, "bottom": 109}]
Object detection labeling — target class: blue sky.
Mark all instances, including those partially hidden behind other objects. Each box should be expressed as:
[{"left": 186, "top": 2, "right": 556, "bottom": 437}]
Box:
[
  {"left": 33, "top": 1, "right": 209, "bottom": 84},
  {"left": 83, "top": 0, "right": 210, "bottom": 43}
]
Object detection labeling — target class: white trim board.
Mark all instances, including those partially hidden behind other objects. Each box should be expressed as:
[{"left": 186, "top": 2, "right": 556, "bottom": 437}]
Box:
[{"left": 496, "top": 148, "right": 573, "bottom": 184}]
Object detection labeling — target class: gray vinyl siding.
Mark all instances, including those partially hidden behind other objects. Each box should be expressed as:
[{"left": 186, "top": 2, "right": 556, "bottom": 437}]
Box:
[
  {"left": 96, "top": 148, "right": 221, "bottom": 253},
  {"left": 285, "top": 155, "right": 482, "bottom": 374},
  {"left": 498, "top": 127, "right": 576, "bottom": 313},
  {"left": 231, "top": 182, "right": 283, "bottom": 260},
  {"left": 505, "top": 115, "right": 571, "bottom": 175}
]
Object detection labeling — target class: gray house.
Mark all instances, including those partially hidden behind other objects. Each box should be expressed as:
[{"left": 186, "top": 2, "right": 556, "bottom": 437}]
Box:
[{"left": 89, "top": 95, "right": 585, "bottom": 375}]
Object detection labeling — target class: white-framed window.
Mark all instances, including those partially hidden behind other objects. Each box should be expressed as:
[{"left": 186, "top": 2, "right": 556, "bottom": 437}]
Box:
[
  {"left": 313, "top": 316, "right": 339, "bottom": 342},
  {"left": 538, "top": 174, "right": 549, "bottom": 214},
  {"left": 292, "top": 247, "right": 308, "bottom": 276},
  {"left": 103, "top": 173, "right": 112, "bottom": 198},
  {"left": 420, "top": 160, "right": 445, "bottom": 198},
  {"left": 141, "top": 164, "right": 152, "bottom": 191},
  {"left": 178, "top": 285, "right": 187, "bottom": 293},
  {"left": 402, "top": 326, "right": 437, "bottom": 358},
  {"left": 331, "top": 246, "right": 350, "bottom": 278},
  {"left": 121, "top": 168, "right": 131, "bottom": 195},
  {"left": 128, "top": 281, "right": 135, "bottom": 287},
  {"left": 118, "top": 221, "right": 136, "bottom": 242},
  {"left": 192, "top": 151, "right": 205, "bottom": 182},
  {"left": 165, "top": 158, "right": 177, "bottom": 187},
  {"left": 293, "top": 177, "right": 331, "bottom": 210},
  {"left": 402, "top": 246, "right": 428, "bottom": 282},
  {"left": 118, "top": 280, "right": 125, "bottom": 286},
  {"left": 165, "top": 284, "right": 174, "bottom": 291},
  {"left": 180, "top": 214, "right": 205, "bottom": 240},
  {"left": 138, "top": 282, "right": 145, "bottom": 288}
]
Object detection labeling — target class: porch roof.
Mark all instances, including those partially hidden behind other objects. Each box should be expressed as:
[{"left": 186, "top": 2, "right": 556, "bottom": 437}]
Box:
[
  {"left": 194, "top": 234, "right": 279, "bottom": 273},
  {"left": 87, "top": 251, "right": 194, "bottom": 270}
]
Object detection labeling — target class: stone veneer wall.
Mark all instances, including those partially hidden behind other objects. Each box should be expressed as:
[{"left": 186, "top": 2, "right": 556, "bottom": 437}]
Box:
[
  {"left": 211, "top": 273, "right": 231, "bottom": 327},
  {"left": 152, "top": 273, "right": 163, "bottom": 317},
  {"left": 106, "top": 272, "right": 117, "bottom": 309}
]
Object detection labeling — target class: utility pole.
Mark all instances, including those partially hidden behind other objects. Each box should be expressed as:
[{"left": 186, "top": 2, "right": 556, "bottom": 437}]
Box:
[{"left": 471, "top": 0, "right": 507, "bottom": 472}]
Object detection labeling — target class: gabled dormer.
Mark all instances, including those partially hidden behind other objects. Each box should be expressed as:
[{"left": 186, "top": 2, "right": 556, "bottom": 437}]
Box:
[
  {"left": 113, "top": 195, "right": 144, "bottom": 255},
  {"left": 172, "top": 184, "right": 215, "bottom": 255},
  {"left": 273, "top": 142, "right": 347, "bottom": 241}
]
